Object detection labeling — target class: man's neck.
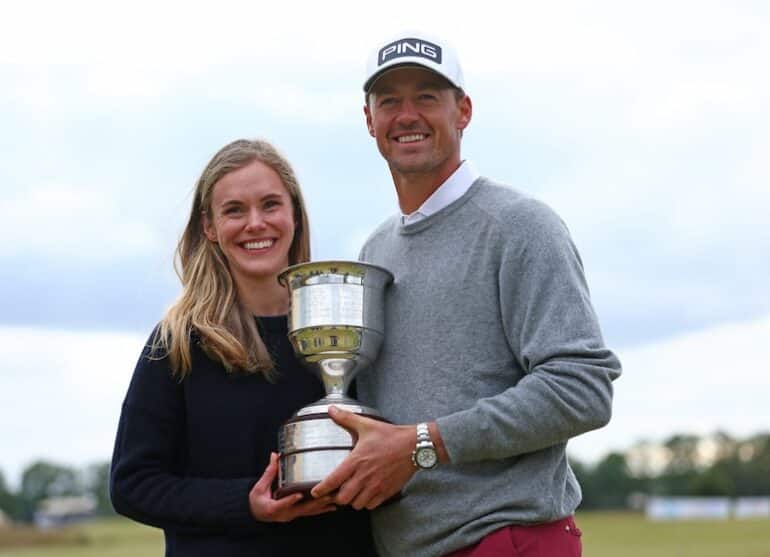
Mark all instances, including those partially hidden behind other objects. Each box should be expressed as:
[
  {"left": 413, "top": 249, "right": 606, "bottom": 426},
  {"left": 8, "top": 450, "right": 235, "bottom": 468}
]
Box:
[{"left": 390, "top": 162, "right": 461, "bottom": 214}]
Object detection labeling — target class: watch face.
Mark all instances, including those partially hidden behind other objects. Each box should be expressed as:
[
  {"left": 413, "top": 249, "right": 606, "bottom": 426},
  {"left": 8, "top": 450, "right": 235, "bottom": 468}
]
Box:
[{"left": 416, "top": 447, "right": 437, "bottom": 468}]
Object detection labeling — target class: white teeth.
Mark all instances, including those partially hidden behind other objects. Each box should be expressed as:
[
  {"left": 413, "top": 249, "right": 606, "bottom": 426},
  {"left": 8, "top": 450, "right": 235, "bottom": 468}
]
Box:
[
  {"left": 243, "top": 240, "right": 274, "bottom": 250},
  {"left": 397, "top": 134, "right": 426, "bottom": 143}
]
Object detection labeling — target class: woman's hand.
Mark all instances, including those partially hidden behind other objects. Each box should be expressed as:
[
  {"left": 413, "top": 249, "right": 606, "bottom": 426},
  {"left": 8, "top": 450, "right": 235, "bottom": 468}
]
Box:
[{"left": 249, "top": 452, "right": 337, "bottom": 523}]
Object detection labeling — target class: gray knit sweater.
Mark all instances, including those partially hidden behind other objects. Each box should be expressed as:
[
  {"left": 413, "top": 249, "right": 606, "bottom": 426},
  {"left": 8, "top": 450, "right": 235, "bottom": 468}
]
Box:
[{"left": 357, "top": 177, "right": 621, "bottom": 557}]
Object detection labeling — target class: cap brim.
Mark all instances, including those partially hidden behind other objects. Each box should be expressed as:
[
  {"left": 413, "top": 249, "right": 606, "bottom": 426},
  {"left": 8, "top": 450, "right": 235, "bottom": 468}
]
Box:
[{"left": 363, "top": 62, "right": 456, "bottom": 93}]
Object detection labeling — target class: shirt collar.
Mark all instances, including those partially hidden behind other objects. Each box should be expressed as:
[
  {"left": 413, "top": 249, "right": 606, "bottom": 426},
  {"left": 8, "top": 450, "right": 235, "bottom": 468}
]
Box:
[{"left": 401, "top": 161, "right": 479, "bottom": 225}]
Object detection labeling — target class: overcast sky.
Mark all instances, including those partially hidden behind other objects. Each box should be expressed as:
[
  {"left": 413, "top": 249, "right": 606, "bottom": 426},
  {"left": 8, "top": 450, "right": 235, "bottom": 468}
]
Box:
[{"left": 1, "top": 1, "right": 768, "bottom": 487}]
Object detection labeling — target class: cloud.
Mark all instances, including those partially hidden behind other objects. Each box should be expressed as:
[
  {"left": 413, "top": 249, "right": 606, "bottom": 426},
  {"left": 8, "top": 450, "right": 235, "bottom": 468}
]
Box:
[
  {"left": 569, "top": 313, "right": 770, "bottom": 463},
  {"left": 0, "top": 254, "right": 178, "bottom": 332},
  {"left": 1, "top": 183, "right": 161, "bottom": 260},
  {"left": 0, "top": 326, "right": 146, "bottom": 488}
]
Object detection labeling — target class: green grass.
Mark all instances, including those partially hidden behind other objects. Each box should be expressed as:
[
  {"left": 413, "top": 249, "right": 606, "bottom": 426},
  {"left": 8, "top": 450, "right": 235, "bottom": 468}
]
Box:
[
  {"left": 1, "top": 512, "right": 768, "bottom": 556},
  {"left": 578, "top": 512, "right": 770, "bottom": 557},
  {"left": 0, "top": 518, "right": 162, "bottom": 557}
]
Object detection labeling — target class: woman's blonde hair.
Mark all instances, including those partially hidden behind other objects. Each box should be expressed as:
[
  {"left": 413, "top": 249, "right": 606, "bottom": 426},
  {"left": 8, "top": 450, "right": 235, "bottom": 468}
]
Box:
[{"left": 154, "top": 138, "right": 310, "bottom": 378}]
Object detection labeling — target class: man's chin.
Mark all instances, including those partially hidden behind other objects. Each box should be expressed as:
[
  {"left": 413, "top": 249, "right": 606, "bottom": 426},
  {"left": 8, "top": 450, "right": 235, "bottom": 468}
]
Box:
[{"left": 388, "top": 159, "right": 436, "bottom": 175}]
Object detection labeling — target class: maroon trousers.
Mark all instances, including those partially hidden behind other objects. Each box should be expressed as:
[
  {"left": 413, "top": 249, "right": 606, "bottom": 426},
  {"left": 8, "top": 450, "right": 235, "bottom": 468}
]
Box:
[{"left": 444, "top": 516, "right": 582, "bottom": 557}]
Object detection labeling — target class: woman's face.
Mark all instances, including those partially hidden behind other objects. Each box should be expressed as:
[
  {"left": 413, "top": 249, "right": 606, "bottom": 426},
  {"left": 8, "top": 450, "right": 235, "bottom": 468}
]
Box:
[{"left": 203, "top": 160, "right": 296, "bottom": 287}]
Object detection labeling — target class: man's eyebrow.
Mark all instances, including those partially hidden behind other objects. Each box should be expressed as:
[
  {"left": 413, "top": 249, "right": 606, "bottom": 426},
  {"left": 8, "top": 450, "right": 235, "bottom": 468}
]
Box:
[
  {"left": 416, "top": 80, "right": 445, "bottom": 90},
  {"left": 417, "top": 79, "right": 448, "bottom": 89},
  {"left": 373, "top": 85, "right": 397, "bottom": 96}
]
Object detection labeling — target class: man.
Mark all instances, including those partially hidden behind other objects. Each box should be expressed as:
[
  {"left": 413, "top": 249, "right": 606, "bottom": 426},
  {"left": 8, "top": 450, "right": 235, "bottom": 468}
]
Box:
[{"left": 312, "top": 31, "right": 622, "bottom": 557}]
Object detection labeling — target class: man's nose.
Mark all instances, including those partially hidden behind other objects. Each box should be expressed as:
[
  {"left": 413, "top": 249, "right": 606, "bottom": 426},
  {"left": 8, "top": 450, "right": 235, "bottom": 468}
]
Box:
[{"left": 395, "top": 99, "right": 419, "bottom": 125}]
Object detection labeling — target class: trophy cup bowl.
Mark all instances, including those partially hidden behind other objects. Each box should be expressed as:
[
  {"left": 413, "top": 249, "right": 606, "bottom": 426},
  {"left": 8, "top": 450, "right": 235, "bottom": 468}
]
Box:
[{"left": 275, "top": 260, "right": 394, "bottom": 498}]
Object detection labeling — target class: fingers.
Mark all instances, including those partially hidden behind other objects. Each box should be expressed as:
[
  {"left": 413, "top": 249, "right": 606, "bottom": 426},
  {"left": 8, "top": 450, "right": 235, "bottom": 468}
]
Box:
[
  {"left": 365, "top": 494, "right": 388, "bottom": 510},
  {"left": 250, "top": 453, "right": 342, "bottom": 522},
  {"left": 311, "top": 407, "right": 377, "bottom": 498},
  {"left": 291, "top": 497, "right": 337, "bottom": 518},
  {"left": 345, "top": 476, "right": 386, "bottom": 510},
  {"left": 327, "top": 405, "right": 360, "bottom": 431},
  {"left": 329, "top": 467, "right": 388, "bottom": 509},
  {"left": 340, "top": 485, "right": 386, "bottom": 511},
  {"left": 311, "top": 414, "right": 414, "bottom": 508},
  {"left": 254, "top": 452, "right": 279, "bottom": 493},
  {"left": 269, "top": 492, "right": 305, "bottom": 516},
  {"left": 250, "top": 487, "right": 302, "bottom": 522},
  {"left": 274, "top": 494, "right": 336, "bottom": 522},
  {"left": 255, "top": 491, "right": 337, "bottom": 523},
  {"left": 311, "top": 458, "right": 354, "bottom": 498},
  {"left": 357, "top": 483, "right": 395, "bottom": 511}
]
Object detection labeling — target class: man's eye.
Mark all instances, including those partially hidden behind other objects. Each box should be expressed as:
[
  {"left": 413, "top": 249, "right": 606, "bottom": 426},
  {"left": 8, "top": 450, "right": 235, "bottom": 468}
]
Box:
[{"left": 379, "top": 98, "right": 397, "bottom": 107}]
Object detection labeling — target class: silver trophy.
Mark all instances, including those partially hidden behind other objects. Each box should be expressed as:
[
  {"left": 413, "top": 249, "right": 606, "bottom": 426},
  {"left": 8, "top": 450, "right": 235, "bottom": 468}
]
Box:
[{"left": 275, "top": 260, "right": 393, "bottom": 498}]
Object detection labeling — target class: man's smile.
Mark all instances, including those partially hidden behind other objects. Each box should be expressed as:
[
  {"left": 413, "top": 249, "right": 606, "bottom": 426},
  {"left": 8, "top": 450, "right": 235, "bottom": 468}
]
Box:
[{"left": 396, "top": 133, "right": 428, "bottom": 143}]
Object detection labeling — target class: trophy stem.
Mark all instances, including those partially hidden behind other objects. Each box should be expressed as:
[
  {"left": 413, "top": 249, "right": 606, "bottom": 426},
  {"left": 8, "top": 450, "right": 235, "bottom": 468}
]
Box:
[
  {"left": 318, "top": 358, "right": 355, "bottom": 398},
  {"left": 321, "top": 392, "right": 347, "bottom": 400},
  {"left": 296, "top": 393, "right": 384, "bottom": 419},
  {"left": 317, "top": 393, "right": 357, "bottom": 405}
]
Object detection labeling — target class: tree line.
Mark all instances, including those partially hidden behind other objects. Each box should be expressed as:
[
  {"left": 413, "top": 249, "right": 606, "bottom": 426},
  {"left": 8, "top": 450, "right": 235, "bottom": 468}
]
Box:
[
  {"left": 572, "top": 431, "right": 770, "bottom": 509},
  {"left": 0, "top": 461, "right": 112, "bottom": 522},
  {"left": 1, "top": 431, "right": 768, "bottom": 522}
]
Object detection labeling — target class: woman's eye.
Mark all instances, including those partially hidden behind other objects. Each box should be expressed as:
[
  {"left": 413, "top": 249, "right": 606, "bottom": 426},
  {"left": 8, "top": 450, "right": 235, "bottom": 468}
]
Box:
[{"left": 224, "top": 206, "right": 242, "bottom": 215}]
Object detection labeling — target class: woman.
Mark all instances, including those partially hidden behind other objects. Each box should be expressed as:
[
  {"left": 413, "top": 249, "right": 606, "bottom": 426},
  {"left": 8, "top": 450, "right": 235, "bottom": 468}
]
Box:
[{"left": 110, "top": 139, "right": 376, "bottom": 556}]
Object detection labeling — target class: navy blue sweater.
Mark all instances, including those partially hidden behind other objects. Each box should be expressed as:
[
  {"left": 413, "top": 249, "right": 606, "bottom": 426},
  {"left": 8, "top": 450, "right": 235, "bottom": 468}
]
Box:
[{"left": 110, "top": 316, "right": 375, "bottom": 556}]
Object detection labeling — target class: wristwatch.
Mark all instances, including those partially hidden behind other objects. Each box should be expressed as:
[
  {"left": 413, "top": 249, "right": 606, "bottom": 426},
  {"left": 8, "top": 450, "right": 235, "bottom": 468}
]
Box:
[{"left": 411, "top": 422, "right": 438, "bottom": 470}]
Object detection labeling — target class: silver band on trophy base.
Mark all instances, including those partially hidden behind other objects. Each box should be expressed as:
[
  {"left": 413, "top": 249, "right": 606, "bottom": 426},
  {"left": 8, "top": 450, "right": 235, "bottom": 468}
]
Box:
[{"left": 275, "top": 260, "right": 393, "bottom": 498}]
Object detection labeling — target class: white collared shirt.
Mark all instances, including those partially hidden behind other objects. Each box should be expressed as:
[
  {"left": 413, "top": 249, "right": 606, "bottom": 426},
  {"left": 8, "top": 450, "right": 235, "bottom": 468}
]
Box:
[{"left": 401, "top": 161, "right": 480, "bottom": 225}]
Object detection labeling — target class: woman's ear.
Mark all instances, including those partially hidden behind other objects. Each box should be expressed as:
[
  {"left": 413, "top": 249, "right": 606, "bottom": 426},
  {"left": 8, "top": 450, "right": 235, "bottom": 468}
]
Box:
[{"left": 202, "top": 211, "right": 217, "bottom": 242}]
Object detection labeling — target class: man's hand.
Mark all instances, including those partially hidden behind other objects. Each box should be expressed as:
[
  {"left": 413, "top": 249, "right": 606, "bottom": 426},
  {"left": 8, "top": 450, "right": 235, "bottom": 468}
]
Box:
[
  {"left": 249, "top": 452, "right": 336, "bottom": 523},
  {"left": 310, "top": 406, "right": 417, "bottom": 510}
]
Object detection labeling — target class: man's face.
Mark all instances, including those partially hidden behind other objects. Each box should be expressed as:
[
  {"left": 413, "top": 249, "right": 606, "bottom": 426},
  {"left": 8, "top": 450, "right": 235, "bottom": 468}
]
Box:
[{"left": 364, "top": 67, "right": 471, "bottom": 181}]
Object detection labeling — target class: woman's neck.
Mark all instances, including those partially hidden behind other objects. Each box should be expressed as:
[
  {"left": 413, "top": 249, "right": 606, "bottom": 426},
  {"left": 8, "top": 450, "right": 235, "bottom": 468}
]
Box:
[{"left": 234, "top": 274, "right": 289, "bottom": 316}]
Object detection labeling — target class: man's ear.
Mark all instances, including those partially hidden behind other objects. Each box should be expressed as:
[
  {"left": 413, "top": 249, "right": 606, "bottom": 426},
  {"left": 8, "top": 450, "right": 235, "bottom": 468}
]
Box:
[
  {"left": 364, "top": 104, "right": 376, "bottom": 138},
  {"left": 457, "top": 95, "right": 473, "bottom": 131},
  {"left": 202, "top": 211, "right": 217, "bottom": 242}
]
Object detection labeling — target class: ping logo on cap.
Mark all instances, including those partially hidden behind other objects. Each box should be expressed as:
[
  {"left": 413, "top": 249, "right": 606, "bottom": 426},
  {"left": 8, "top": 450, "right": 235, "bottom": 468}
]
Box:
[{"left": 378, "top": 38, "right": 442, "bottom": 66}]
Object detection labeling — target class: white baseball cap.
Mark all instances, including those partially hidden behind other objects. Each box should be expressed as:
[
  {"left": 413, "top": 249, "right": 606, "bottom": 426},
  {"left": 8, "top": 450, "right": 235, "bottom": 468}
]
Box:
[{"left": 363, "top": 31, "right": 465, "bottom": 93}]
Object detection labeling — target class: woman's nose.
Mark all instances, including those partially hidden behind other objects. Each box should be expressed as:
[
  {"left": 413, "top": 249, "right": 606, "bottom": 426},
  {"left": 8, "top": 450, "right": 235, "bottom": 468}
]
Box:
[{"left": 244, "top": 208, "right": 266, "bottom": 231}]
